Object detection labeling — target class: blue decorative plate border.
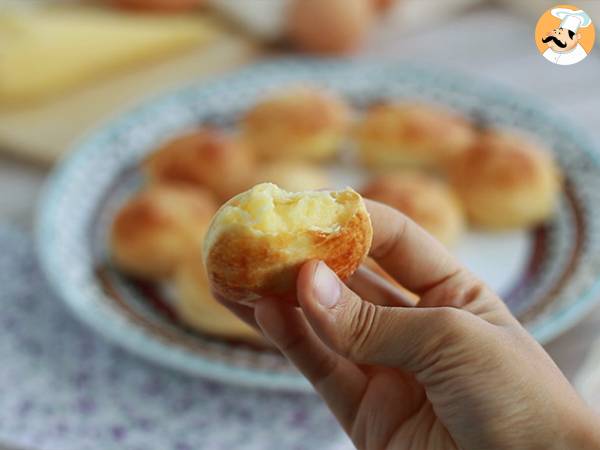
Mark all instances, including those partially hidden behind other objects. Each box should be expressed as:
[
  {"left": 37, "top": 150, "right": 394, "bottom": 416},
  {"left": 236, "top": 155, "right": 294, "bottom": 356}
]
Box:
[{"left": 37, "top": 59, "right": 600, "bottom": 391}]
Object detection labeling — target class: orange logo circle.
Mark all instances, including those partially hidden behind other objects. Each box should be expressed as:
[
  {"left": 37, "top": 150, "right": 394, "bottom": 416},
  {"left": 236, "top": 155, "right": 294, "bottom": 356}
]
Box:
[{"left": 535, "top": 4, "right": 595, "bottom": 65}]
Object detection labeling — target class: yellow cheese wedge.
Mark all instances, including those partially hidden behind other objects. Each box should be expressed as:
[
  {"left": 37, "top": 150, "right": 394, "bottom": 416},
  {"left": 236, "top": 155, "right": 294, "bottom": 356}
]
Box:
[{"left": 0, "top": 7, "right": 214, "bottom": 105}]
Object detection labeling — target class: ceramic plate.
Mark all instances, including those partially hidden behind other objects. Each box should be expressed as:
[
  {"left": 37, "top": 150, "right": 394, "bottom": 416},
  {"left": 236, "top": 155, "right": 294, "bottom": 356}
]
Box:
[{"left": 37, "top": 60, "right": 600, "bottom": 392}]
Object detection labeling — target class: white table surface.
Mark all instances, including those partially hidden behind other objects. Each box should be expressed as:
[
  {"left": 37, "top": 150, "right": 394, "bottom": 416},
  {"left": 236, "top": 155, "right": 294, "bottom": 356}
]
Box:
[{"left": 1, "top": 5, "right": 600, "bottom": 448}]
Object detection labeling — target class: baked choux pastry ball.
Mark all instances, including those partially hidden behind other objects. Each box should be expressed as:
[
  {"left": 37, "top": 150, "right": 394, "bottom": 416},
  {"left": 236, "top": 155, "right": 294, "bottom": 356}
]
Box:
[
  {"left": 110, "top": 184, "right": 218, "bottom": 280},
  {"left": 254, "top": 162, "right": 330, "bottom": 192},
  {"left": 203, "top": 183, "right": 372, "bottom": 304},
  {"left": 242, "top": 86, "right": 350, "bottom": 162},
  {"left": 362, "top": 172, "right": 464, "bottom": 246},
  {"left": 143, "top": 127, "right": 255, "bottom": 201},
  {"left": 449, "top": 130, "right": 562, "bottom": 229},
  {"left": 354, "top": 102, "right": 476, "bottom": 169},
  {"left": 174, "top": 256, "right": 264, "bottom": 345}
]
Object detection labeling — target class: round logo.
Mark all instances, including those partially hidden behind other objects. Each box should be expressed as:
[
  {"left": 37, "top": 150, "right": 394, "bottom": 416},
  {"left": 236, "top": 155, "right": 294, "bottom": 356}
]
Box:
[{"left": 535, "top": 4, "right": 595, "bottom": 65}]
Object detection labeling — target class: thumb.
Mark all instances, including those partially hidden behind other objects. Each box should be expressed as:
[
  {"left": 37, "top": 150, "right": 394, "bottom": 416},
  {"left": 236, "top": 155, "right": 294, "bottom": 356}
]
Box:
[{"left": 297, "top": 260, "right": 481, "bottom": 374}]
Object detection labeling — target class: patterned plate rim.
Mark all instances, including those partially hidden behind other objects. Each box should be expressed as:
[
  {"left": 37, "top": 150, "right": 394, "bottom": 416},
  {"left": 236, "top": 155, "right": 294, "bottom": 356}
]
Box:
[{"left": 36, "top": 58, "right": 600, "bottom": 391}]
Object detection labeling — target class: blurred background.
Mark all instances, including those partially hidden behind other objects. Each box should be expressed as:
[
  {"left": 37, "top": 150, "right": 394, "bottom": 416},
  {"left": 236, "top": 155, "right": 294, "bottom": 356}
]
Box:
[{"left": 1, "top": 0, "right": 600, "bottom": 449}]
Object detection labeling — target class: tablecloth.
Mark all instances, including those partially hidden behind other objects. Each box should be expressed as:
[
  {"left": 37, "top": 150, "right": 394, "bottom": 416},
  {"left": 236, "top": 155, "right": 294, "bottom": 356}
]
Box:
[{"left": 0, "top": 226, "right": 353, "bottom": 450}]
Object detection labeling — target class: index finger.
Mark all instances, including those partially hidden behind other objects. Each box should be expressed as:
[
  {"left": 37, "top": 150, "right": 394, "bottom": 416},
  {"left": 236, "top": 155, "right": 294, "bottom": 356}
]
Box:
[
  {"left": 213, "top": 292, "right": 259, "bottom": 329},
  {"left": 365, "top": 199, "right": 464, "bottom": 295}
]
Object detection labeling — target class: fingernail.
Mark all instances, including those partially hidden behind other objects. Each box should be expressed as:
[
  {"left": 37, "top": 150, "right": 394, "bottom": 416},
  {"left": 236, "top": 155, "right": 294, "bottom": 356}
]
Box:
[{"left": 313, "top": 262, "right": 341, "bottom": 308}]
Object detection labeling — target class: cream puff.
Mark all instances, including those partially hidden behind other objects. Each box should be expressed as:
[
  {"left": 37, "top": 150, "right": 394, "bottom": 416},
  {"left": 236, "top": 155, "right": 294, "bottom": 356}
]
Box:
[
  {"left": 242, "top": 86, "right": 350, "bottom": 162},
  {"left": 449, "top": 130, "right": 562, "bottom": 229},
  {"left": 203, "top": 183, "right": 372, "bottom": 304},
  {"left": 143, "top": 127, "right": 255, "bottom": 201},
  {"left": 362, "top": 171, "right": 465, "bottom": 245},
  {"left": 110, "top": 184, "right": 218, "bottom": 280},
  {"left": 355, "top": 102, "right": 476, "bottom": 169}
]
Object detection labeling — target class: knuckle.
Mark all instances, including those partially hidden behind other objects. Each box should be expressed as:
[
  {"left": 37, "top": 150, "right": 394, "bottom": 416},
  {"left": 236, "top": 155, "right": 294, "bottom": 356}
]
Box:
[
  {"left": 414, "top": 308, "right": 474, "bottom": 373},
  {"left": 343, "top": 301, "right": 381, "bottom": 362},
  {"left": 462, "top": 280, "right": 487, "bottom": 304},
  {"left": 432, "top": 307, "right": 470, "bottom": 343},
  {"left": 309, "top": 354, "right": 339, "bottom": 391},
  {"left": 442, "top": 272, "right": 487, "bottom": 306}
]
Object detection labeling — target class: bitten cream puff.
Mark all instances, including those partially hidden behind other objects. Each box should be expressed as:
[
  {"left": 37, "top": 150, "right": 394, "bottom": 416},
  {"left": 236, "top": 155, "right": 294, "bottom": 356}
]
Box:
[
  {"left": 143, "top": 127, "right": 255, "bottom": 201},
  {"left": 174, "top": 256, "right": 264, "bottom": 344},
  {"left": 354, "top": 102, "right": 476, "bottom": 169},
  {"left": 362, "top": 171, "right": 465, "bottom": 245},
  {"left": 110, "top": 184, "right": 218, "bottom": 280},
  {"left": 449, "top": 130, "right": 562, "bottom": 229},
  {"left": 254, "top": 162, "right": 330, "bottom": 192},
  {"left": 242, "top": 86, "right": 350, "bottom": 162},
  {"left": 203, "top": 183, "right": 372, "bottom": 304}
]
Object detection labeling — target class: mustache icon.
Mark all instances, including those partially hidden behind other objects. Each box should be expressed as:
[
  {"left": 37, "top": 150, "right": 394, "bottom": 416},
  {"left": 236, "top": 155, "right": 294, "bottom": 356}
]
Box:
[{"left": 542, "top": 35, "right": 568, "bottom": 48}]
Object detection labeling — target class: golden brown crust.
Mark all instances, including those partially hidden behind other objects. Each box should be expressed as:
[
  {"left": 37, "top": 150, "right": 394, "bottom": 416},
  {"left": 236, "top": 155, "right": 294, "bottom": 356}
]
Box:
[
  {"left": 242, "top": 86, "right": 349, "bottom": 161},
  {"left": 204, "top": 186, "right": 372, "bottom": 304},
  {"left": 143, "top": 127, "right": 255, "bottom": 201},
  {"left": 362, "top": 172, "right": 464, "bottom": 245},
  {"left": 244, "top": 87, "right": 347, "bottom": 133},
  {"left": 110, "top": 184, "right": 218, "bottom": 280},
  {"left": 207, "top": 210, "right": 371, "bottom": 303},
  {"left": 355, "top": 102, "right": 476, "bottom": 168},
  {"left": 452, "top": 131, "right": 555, "bottom": 188},
  {"left": 449, "top": 130, "right": 562, "bottom": 229}
]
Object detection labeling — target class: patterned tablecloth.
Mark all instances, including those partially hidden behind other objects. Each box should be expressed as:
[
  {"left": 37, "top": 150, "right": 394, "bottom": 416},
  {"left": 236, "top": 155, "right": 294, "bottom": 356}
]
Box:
[{"left": 0, "top": 227, "right": 353, "bottom": 450}]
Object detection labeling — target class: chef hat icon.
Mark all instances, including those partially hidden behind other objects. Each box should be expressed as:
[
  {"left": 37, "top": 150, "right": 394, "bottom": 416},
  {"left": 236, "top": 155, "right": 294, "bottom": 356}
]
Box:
[{"left": 551, "top": 8, "right": 592, "bottom": 33}]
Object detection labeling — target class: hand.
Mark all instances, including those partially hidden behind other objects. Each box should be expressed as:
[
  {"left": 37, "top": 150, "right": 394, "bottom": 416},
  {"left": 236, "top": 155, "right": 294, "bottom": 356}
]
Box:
[{"left": 217, "top": 201, "right": 600, "bottom": 450}]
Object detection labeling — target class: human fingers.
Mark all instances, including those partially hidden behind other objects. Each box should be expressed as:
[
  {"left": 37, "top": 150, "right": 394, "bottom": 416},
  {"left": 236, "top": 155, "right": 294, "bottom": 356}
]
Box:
[
  {"left": 297, "top": 260, "right": 491, "bottom": 373},
  {"left": 364, "top": 200, "right": 511, "bottom": 313},
  {"left": 416, "top": 267, "right": 516, "bottom": 326},
  {"left": 254, "top": 298, "right": 368, "bottom": 431},
  {"left": 365, "top": 200, "right": 463, "bottom": 296},
  {"left": 347, "top": 265, "right": 417, "bottom": 307},
  {"left": 213, "top": 292, "right": 259, "bottom": 329}
]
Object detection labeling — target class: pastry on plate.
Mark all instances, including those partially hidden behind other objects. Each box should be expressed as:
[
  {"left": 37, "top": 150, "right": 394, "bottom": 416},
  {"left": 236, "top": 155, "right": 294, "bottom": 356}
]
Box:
[
  {"left": 242, "top": 86, "right": 349, "bottom": 162},
  {"left": 449, "top": 130, "right": 562, "bottom": 229},
  {"left": 110, "top": 184, "right": 217, "bottom": 280},
  {"left": 143, "top": 127, "right": 255, "bottom": 201},
  {"left": 254, "top": 162, "right": 330, "bottom": 192},
  {"left": 203, "top": 183, "right": 372, "bottom": 304},
  {"left": 174, "top": 256, "right": 264, "bottom": 344},
  {"left": 362, "top": 171, "right": 464, "bottom": 245},
  {"left": 354, "top": 102, "right": 476, "bottom": 169}
]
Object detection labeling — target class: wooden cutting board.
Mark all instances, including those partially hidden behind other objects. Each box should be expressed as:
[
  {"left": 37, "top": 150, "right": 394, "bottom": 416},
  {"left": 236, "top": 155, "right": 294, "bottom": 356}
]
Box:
[{"left": 0, "top": 15, "right": 259, "bottom": 165}]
